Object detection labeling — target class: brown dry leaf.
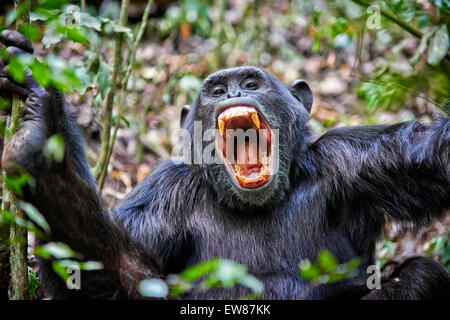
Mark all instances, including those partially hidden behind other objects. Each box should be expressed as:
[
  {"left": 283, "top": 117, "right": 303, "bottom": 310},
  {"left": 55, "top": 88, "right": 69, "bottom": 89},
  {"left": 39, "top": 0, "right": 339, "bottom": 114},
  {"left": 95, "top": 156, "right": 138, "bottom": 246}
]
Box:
[
  {"left": 310, "top": 99, "right": 338, "bottom": 123},
  {"left": 112, "top": 169, "right": 121, "bottom": 180},
  {"left": 137, "top": 163, "right": 152, "bottom": 184},
  {"left": 179, "top": 23, "right": 192, "bottom": 40}
]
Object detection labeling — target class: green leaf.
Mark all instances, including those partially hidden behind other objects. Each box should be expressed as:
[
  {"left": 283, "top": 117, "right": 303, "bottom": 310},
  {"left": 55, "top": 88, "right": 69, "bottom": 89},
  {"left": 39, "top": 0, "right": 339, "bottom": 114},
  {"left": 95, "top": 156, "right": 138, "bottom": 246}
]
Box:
[
  {"left": 28, "top": 266, "right": 39, "bottom": 299},
  {"left": 45, "top": 55, "right": 85, "bottom": 93},
  {"left": 42, "top": 26, "right": 63, "bottom": 48},
  {"left": 427, "top": 24, "right": 449, "bottom": 66},
  {"left": 1, "top": 209, "right": 45, "bottom": 239},
  {"left": 18, "top": 24, "right": 42, "bottom": 42},
  {"left": 79, "top": 261, "right": 104, "bottom": 271},
  {"left": 139, "top": 278, "right": 169, "bottom": 298},
  {"left": 43, "top": 134, "right": 65, "bottom": 162},
  {"left": 51, "top": 260, "right": 70, "bottom": 281},
  {"left": 18, "top": 200, "right": 51, "bottom": 234},
  {"left": 8, "top": 54, "right": 33, "bottom": 84},
  {"left": 4, "top": 172, "right": 31, "bottom": 197},
  {"left": 298, "top": 260, "right": 321, "bottom": 281},
  {"left": 318, "top": 250, "right": 338, "bottom": 273},
  {"left": 346, "top": 258, "right": 361, "bottom": 270},
  {"left": 5, "top": 1, "right": 30, "bottom": 26},
  {"left": 180, "top": 258, "right": 219, "bottom": 281},
  {"left": 410, "top": 29, "right": 434, "bottom": 65},
  {"left": 166, "top": 274, "right": 193, "bottom": 297},
  {"left": 312, "top": 33, "right": 320, "bottom": 53},
  {"left": 312, "top": 10, "right": 322, "bottom": 27},
  {"left": 35, "top": 242, "right": 79, "bottom": 260},
  {"left": 30, "top": 11, "right": 50, "bottom": 22},
  {"left": 37, "top": 0, "right": 71, "bottom": 10},
  {"left": 66, "top": 27, "right": 89, "bottom": 44},
  {"left": 238, "top": 274, "right": 264, "bottom": 295},
  {"left": 30, "top": 59, "right": 52, "bottom": 88},
  {"left": 79, "top": 12, "right": 102, "bottom": 31},
  {"left": 121, "top": 116, "right": 130, "bottom": 128},
  {"left": 214, "top": 260, "right": 246, "bottom": 287}
]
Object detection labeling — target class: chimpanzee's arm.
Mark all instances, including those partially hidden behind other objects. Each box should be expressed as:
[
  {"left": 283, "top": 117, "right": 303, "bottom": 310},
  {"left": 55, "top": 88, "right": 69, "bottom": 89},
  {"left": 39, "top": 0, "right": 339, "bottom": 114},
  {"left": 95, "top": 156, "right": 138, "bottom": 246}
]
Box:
[
  {"left": 0, "top": 30, "right": 163, "bottom": 298},
  {"left": 307, "top": 119, "right": 449, "bottom": 225}
]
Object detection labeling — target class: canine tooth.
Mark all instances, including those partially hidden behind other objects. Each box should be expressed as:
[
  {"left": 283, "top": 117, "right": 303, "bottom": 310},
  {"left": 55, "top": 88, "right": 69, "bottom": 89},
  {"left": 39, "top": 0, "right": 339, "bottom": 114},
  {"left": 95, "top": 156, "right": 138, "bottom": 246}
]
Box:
[
  {"left": 234, "top": 163, "right": 243, "bottom": 175},
  {"left": 261, "top": 163, "right": 270, "bottom": 176},
  {"left": 236, "top": 173, "right": 246, "bottom": 185},
  {"left": 218, "top": 119, "right": 225, "bottom": 136},
  {"left": 251, "top": 112, "right": 260, "bottom": 129},
  {"left": 261, "top": 153, "right": 268, "bottom": 165}
]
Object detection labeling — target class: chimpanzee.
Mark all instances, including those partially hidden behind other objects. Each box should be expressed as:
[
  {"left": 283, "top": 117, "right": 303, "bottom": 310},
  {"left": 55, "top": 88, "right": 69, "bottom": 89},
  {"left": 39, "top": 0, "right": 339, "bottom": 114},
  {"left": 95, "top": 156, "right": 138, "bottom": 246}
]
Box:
[{"left": 0, "top": 30, "right": 449, "bottom": 300}]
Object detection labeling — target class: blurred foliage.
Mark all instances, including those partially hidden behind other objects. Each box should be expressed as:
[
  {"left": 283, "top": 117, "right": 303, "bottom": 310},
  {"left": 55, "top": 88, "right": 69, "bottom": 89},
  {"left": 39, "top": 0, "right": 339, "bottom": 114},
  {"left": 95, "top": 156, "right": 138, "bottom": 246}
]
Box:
[
  {"left": 140, "top": 258, "right": 264, "bottom": 299},
  {"left": 27, "top": 266, "right": 39, "bottom": 299},
  {"left": 0, "top": 0, "right": 449, "bottom": 298},
  {"left": 1, "top": 172, "right": 103, "bottom": 293},
  {"left": 426, "top": 233, "right": 450, "bottom": 272},
  {"left": 159, "top": 0, "right": 212, "bottom": 38},
  {"left": 298, "top": 249, "right": 360, "bottom": 285}
]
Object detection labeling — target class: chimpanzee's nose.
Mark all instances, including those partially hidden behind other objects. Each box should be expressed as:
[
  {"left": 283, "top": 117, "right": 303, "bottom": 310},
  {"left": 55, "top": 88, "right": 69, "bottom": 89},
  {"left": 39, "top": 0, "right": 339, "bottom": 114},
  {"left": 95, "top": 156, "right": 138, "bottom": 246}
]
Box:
[{"left": 227, "top": 89, "right": 242, "bottom": 99}]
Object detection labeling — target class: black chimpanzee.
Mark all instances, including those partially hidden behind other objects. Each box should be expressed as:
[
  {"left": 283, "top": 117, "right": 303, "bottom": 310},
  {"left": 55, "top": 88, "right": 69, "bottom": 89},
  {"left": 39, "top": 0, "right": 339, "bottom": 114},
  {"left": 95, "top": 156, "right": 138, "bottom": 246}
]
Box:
[{"left": 0, "top": 30, "right": 449, "bottom": 300}]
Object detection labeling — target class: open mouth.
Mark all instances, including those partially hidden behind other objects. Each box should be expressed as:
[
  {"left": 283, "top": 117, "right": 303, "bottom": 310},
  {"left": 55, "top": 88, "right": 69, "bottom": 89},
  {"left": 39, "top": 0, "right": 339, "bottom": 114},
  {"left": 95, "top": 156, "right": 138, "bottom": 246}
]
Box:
[{"left": 215, "top": 106, "right": 273, "bottom": 189}]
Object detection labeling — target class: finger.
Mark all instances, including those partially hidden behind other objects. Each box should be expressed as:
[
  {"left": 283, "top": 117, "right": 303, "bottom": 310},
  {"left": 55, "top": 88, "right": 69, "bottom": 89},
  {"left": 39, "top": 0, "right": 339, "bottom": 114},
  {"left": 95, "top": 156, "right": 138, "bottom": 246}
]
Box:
[
  {"left": 23, "top": 70, "right": 42, "bottom": 91},
  {"left": 6, "top": 46, "right": 31, "bottom": 59},
  {"left": 0, "top": 77, "right": 29, "bottom": 98},
  {"left": 0, "top": 30, "right": 33, "bottom": 54},
  {"left": 2, "top": 63, "right": 42, "bottom": 93}
]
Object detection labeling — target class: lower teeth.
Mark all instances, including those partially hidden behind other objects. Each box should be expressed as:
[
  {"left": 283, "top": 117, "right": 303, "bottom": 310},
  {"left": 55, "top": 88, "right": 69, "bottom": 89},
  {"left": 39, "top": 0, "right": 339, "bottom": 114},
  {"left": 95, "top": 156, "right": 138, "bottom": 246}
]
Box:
[{"left": 233, "top": 162, "right": 270, "bottom": 186}]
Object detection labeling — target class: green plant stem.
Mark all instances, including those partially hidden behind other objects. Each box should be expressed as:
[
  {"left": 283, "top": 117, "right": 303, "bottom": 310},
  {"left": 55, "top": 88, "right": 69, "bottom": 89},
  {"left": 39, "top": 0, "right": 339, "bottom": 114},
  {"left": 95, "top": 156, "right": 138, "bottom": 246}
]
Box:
[
  {"left": 214, "top": 0, "right": 226, "bottom": 69},
  {"left": 350, "top": 0, "right": 423, "bottom": 38},
  {"left": 4, "top": 0, "right": 30, "bottom": 300},
  {"left": 98, "top": 0, "right": 153, "bottom": 190},
  {"left": 93, "top": 0, "right": 130, "bottom": 182},
  {"left": 0, "top": 117, "right": 11, "bottom": 300}
]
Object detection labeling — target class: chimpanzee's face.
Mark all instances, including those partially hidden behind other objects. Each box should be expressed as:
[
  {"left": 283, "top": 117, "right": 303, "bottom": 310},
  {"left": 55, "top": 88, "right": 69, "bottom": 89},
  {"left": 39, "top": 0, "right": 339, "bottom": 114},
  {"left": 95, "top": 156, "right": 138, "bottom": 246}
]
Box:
[{"left": 182, "top": 66, "right": 312, "bottom": 209}]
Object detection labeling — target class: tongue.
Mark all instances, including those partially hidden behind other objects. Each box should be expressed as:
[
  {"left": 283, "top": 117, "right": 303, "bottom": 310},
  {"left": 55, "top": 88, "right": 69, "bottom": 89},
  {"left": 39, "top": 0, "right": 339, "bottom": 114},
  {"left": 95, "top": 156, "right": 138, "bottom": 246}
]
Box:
[{"left": 236, "top": 140, "right": 260, "bottom": 174}]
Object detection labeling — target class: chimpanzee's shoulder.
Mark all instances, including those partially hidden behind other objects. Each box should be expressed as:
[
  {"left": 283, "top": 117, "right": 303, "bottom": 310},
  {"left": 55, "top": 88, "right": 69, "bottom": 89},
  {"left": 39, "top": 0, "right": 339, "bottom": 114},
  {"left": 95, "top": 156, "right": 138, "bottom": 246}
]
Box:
[
  {"left": 313, "top": 124, "right": 391, "bottom": 144},
  {"left": 114, "top": 159, "right": 202, "bottom": 215}
]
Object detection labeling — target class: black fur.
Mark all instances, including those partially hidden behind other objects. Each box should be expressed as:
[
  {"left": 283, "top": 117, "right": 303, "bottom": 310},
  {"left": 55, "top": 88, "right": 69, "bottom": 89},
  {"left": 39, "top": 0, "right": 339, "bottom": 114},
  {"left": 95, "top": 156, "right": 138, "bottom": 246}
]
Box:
[{"left": 1, "top": 31, "right": 449, "bottom": 299}]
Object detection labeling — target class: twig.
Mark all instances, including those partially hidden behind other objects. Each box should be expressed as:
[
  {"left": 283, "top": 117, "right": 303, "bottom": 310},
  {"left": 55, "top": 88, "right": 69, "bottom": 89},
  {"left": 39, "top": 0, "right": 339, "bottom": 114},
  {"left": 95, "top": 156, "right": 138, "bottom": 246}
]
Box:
[
  {"left": 5, "top": 0, "right": 30, "bottom": 300},
  {"left": 350, "top": 0, "right": 423, "bottom": 39},
  {"left": 80, "top": 0, "right": 86, "bottom": 13},
  {"left": 93, "top": 0, "right": 130, "bottom": 181},
  {"left": 98, "top": 0, "right": 153, "bottom": 190},
  {"left": 0, "top": 118, "right": 11, "bottom": 299}
]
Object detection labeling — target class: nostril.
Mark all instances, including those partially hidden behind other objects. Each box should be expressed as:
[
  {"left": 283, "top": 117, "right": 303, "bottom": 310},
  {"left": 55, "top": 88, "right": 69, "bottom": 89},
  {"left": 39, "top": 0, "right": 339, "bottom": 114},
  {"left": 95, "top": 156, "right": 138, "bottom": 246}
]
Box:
[{"left": 227, "top": 91, "right": 242, "bottom": 98}]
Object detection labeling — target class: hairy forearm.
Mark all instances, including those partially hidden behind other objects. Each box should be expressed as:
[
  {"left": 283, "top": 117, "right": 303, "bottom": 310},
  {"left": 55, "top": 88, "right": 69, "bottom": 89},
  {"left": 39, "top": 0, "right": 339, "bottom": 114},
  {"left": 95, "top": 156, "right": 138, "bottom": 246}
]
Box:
[
  {"left": 14, "top": 93, "right": 162, "bottom": 298},
  {"left": 311, "top": 118, "right": 450, "bottom": 223}
]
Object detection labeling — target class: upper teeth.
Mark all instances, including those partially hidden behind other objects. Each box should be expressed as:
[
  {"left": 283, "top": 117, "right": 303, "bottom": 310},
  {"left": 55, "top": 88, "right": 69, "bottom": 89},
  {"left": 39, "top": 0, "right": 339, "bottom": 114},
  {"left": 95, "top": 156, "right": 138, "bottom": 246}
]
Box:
[
  {"left": 251, "top": 112, "right": 260, "bottom": 129},
  {"left": 218, "top": 119, "right": 225, "bottom": 137},
  {"left": 217, "top": 108, "right": 261, "bottom": 137}
]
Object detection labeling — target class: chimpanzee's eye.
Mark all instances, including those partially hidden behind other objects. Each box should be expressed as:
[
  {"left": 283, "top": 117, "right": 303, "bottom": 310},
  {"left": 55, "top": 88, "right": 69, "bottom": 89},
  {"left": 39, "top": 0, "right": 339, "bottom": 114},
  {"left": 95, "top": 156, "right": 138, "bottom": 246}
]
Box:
[
  {"left": 212, "top": 85, "right": 226, "bottom": 97},
  {"left": 242, "top": 78, "right": 259, "bottom": 90}
]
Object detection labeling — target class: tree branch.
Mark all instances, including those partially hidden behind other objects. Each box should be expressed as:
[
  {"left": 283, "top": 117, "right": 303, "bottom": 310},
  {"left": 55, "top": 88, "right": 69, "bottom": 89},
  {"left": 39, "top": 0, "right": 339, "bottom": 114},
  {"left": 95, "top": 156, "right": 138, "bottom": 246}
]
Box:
[
  {"left": 93, "top": 0, "right": 130, "bottom": 182},
  {"left": 98, "top": 0, "right": 154, "bottom": 190},
  {"left": 350, "top": 0, "right": 423, "bottom": 38}
]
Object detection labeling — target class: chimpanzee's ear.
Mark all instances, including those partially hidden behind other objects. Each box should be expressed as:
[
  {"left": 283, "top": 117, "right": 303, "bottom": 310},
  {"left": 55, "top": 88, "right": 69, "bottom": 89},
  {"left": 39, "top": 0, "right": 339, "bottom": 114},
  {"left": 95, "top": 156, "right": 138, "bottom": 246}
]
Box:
[
  {"left": 180, "top": 104, "right": 191, "bottom": 127},
  {"left": 290, "top": 80, "right": 313, "bottom": 112}
]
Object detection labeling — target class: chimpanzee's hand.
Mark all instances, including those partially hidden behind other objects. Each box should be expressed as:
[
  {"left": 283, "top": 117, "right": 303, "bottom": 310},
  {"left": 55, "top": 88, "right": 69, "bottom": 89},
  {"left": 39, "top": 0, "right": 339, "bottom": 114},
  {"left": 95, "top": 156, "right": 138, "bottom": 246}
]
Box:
[{"left": 0, "top": 30, "right": 62, "bottom": 175}]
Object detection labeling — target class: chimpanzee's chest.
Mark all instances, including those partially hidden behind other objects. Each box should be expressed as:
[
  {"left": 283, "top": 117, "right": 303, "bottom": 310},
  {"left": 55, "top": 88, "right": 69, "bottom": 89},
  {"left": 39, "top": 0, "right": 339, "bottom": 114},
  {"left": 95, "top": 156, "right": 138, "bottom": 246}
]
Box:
[{"left": 183, "top": 192, "right": 363, "bottom": 299}]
